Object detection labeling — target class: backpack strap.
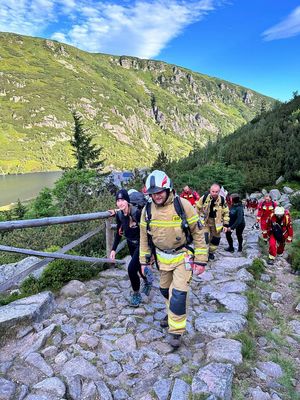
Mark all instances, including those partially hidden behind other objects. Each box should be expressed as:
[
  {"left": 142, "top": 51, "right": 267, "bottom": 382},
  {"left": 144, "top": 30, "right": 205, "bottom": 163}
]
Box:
[
  {"left": 173, "top": 195, "right": 194, "bottom": 247},
  {"left": 144, "top": 201, "right": 159, "bottom": 270}
]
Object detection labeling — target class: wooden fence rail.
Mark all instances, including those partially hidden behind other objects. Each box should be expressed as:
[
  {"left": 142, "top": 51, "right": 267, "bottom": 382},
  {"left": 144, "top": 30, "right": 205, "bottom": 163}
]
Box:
[{"left": 0, "top": 211, "right": 127, "bottom": 292}]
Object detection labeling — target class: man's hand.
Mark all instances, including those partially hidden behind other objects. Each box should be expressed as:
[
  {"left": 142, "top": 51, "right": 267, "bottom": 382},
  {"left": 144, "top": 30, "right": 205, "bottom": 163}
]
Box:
[
  {"left": 108, "top": 209, "right": 116, "bottom": 216},
  {"left": 110, "top": 250, "right": 116, "bottom": 260}
]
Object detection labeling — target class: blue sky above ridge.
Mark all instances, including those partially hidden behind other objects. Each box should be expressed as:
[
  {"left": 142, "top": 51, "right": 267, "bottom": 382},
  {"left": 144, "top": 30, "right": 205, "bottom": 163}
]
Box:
[{"left": 1, "top": 0, "right": 299, "bottom": 101}]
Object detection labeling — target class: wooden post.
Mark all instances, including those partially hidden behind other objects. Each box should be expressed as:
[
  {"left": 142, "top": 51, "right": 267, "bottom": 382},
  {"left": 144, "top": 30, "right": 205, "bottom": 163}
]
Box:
[{"left": 105, "top": 219, "right": 114, "bottom": 258}]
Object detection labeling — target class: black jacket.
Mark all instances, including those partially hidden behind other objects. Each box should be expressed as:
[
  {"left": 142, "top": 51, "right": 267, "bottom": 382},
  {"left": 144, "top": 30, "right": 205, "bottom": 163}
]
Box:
[
  {"left": 229, "top": 203, "right": 245, "bottom": 230},
  {"left": 112, "top": 206, "right": 141, "bottom": 251}
]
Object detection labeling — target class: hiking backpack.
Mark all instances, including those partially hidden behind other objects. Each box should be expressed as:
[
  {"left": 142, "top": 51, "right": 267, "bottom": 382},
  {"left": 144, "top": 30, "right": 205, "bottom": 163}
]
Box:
[{"left": 129, "top": 191, "right": 147, "bottom": 209}]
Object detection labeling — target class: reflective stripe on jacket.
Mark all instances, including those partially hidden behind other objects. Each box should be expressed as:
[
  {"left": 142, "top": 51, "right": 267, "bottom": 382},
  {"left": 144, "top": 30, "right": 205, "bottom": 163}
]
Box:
[
  {"left": 139, "top": 193, "right": 208, "bottom": 268},
  {"left": 195, "top": 194, "right": 229, "bottom": 230}
]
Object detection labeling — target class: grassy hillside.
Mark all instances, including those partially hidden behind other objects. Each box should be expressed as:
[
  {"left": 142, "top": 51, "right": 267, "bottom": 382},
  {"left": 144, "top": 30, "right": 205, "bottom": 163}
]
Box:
[
  {"left": 0, "top": 32, "right": 276, "bottom": 174},
  {"left": 170, "top": 95, "right": 300, "bottom": 192}
]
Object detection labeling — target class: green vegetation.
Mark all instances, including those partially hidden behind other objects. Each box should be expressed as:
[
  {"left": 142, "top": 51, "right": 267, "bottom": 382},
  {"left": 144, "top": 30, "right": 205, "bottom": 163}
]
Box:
[
  {"left": 0, "top": 32, "right": 274, "bottom": 174},
  {"left": 289, "top": 221, "right": 300, "bottom": 273},
  {"left": 247, "top": 258, "right": 266, "bottom": 280},
  {"left": 0, "top": 169, "right": 115, "bottom": 267},
  {"left": 169, "top": 95, "right": 300, "bottom": 193},
  {"left": 70, "top": 111, "right": 105, "bottom": 170}
]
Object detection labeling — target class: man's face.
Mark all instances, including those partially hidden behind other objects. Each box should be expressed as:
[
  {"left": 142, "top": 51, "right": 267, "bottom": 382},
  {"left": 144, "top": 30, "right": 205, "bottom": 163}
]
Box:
[
  {"left": 184, "top": 186, "right": 190, "bottom": 193},
  {"left": 151, "top": 190, "right": 168, "bottom": 205},
  {"left": 116, "top": 198, "right": 128, "bottom": 211},
  {"left": 265, "top": 195, "right": 271, "bottom": 202},
  {"left": 210, "top": 185, "right": 220, "bottom": 199}
]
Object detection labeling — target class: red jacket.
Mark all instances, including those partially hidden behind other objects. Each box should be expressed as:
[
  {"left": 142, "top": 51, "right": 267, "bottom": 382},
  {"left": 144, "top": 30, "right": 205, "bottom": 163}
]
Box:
[
  {"left": 250, "top": 199, "right": 258, "bottom": 209},
  {"left": 267, "top": 211, "right": 293, "bottom": 242},
  {"left": 257, "top": 200, "right": 277, "bottom": 221},
  {"left": 180, "top": 189, "right": 200, "bottom": 206}
]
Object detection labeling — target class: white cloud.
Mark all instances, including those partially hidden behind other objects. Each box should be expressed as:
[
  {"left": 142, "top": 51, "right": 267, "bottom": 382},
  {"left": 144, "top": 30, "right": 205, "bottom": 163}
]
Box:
[
  {"left": 262, "top": 6, "right": 300, "bottom": 41},
  {"left": 0, "top": 0, "right": 216, "bottom": 58}
]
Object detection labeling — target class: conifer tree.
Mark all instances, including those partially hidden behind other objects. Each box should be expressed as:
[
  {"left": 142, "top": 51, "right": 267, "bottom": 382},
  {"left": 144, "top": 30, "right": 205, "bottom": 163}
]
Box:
[
  {"left": 15, "top": 199, "right": 27, "bottom": 219},
  {"left": 152, "top": 150, "right": 169, "bottom": 171},
  {"left": 70, "top": 112, "right": 104, "bottom": 170}
]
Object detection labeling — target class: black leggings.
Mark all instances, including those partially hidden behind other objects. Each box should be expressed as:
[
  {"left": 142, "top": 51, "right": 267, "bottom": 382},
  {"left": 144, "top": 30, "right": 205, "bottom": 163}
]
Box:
[
  {"left": 226, "top": 224, "right": 245, "bottom": 250},
  {"left": 127, "top": 241, "right": 146, "bottom": 292}
]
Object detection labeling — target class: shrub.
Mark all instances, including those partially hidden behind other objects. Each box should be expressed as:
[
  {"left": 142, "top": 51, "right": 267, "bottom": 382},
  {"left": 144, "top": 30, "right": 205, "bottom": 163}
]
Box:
[
  {"left": 21, "top": 256, "right": 102, "bottom": 293},
  {"left": 247, "top": 258, "right": 265, "bottom": 280}
]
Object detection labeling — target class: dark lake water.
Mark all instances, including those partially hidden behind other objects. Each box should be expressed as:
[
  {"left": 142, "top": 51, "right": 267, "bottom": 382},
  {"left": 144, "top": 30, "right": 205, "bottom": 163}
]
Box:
[{"left": 0, "top": 171, "right": 63, "bottom": 207}]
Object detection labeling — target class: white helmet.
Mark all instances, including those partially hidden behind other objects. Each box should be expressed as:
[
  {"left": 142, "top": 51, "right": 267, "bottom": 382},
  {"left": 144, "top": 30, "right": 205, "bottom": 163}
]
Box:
[
  {"left": 145, "top": 170, "right": 172, "bottom": 194},
  {"left": 127, "top": 189, "right": 138, "bottom": 195},
  {"left": 274, "top": 206, "right": 285, "bottom": 216}
]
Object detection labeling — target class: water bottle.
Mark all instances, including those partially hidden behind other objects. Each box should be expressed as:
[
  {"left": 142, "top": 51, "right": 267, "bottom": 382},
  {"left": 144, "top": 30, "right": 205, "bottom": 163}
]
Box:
[{"left": 144, "top": 266, "right": 154, "bottom": 285}]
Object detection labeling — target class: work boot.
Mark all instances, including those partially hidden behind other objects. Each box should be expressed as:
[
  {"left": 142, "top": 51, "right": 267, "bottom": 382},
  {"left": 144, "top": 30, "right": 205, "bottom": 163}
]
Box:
[
  {"left": 141, "top": 282, "right": 152, "bottom": 296},
  {"left": 267, "top": 259, "right": 274, "bottom": 265},
  {"left": 129, "top": 292, "right": 142, "bottom": 307},
  {"left": 160, "top": 315, "right": 168, "bottom": 328},
  {"left": 208, "top": 253, "right": 215, "bottom": 261},
  {"left": 225, "top": 246, "right": 234, "bottom": 253},
  {"left": 168, "top": 334, "right": 181, "bottom": 349}
]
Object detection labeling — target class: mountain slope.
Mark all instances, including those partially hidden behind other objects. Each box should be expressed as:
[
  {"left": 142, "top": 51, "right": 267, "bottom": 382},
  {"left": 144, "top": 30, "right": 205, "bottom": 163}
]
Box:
[
  {"left": 0, "top": 32, "right": 276, "bottom": 174},
  {"left": 171, "top": 95, "right": 300, "bottom": 192}
]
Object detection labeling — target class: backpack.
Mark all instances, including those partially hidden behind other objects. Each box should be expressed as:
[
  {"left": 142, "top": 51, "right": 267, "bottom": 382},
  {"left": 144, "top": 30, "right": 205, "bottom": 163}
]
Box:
[
  {"left": 144, "top": 195, "right": 194, "bottom": 269},
  {"left": 129, "top": 191, "right": 147, "bottom": 209},
  {"left": 271, "top": 222, "right": 283, "bottom": 243}
]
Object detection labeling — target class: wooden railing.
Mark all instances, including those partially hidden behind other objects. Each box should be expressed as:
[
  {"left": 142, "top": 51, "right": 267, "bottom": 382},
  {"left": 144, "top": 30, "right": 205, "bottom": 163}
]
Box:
[{"left": 0, "top": 211, "right": 126, "bottom": 292}]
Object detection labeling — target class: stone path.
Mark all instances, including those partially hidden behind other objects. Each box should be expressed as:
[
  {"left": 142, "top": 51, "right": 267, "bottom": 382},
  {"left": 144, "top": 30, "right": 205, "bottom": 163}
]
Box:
[{"left": 0, "top": 213, "right": 296, "bottom": 400}]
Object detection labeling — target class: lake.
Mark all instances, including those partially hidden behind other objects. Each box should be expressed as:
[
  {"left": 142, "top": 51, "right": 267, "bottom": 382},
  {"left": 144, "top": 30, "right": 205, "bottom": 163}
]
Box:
[{"left": 0, "top": 171, "right": 63, "bottom": 207}]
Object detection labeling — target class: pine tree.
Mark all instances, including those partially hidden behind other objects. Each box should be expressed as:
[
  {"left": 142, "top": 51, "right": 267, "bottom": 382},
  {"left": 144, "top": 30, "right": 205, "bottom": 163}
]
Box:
[
  {"left": 152, "top": 150, "right": 169, "bottom": 171},
  {"left": 71, "top": 112, "right": 105, "bottom": 170},
  {"left": 15, "top": 199, "right": 27, "bottom": 219}
]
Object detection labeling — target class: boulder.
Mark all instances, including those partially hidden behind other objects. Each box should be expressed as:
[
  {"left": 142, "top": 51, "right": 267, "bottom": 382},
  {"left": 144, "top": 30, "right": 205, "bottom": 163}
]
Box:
[
  {"left": 0, "top": 292, "right": 55, "bottom": 338},
  {"left": 60, "top": 280, "right": 86, "bottom": 297},
  {"left": 269, "top": 189, "right": 281, "bottom": 201},
  {"left": 195, "top": 312, "right": 247, "bottom": 338},
  {"left": 206, "top": 338, "right": 242, "bottom": 365},
  {"left": 192, "top": 363, "right": 234, "bottom": 400},
  {"left": 283, "top": 186, "right": 294, "bottom": 194}
]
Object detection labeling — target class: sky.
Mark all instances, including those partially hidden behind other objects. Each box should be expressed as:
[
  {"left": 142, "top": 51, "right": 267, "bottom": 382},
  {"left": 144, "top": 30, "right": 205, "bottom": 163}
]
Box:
[{"left": 0, "top": 0, "right": 299, "bottom": 101}]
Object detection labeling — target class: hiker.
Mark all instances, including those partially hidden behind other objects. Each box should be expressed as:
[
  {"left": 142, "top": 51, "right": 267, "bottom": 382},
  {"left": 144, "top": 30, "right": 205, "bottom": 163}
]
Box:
[
  {"left": 180, "top": 185, "right": 200, "bottom": 207},
  {"left": 196, "top": 183, "right": 230, "bottom": 260},
  {"left": 226, "top": 192, "right": 232, "bottom": 209},
  {"left": 224, "top": 193, "right": 245, "bottom": 253},
  {"left": 139, "top": 170, "right": 208, "bottom": 348},
  {"left": 249, "top": 197, "right": 258, "bottom": 214},
  {"left": 257, "top": 193, "right": 277, "bottom": 241},
  {"left": 109, "top": 189, "right": 153, "bottom": 307},
  {"left": 267, "top": 206, "right": 293, "bottom": 265}
]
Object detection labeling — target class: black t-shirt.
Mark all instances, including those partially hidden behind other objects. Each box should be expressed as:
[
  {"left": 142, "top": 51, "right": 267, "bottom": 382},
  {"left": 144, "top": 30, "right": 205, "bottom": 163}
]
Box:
[{"left": 209, "top": 198, "right": 216, "bottom": 218}]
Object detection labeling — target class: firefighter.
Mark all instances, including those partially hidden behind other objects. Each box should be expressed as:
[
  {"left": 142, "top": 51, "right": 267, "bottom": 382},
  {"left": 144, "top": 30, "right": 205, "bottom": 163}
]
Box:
[
  {"left": 249, "top": 197, "right": 258, "bottom": 214},
  {"left": 180, "top": 185, "right": 200, "bottom": 207},
  {"left": 195, "top": 183, "right": 230, "bottom": 260},
  {"left": 267, "top": 206, "right": 293, "bottom": 265},
  {"left": 139, "top": 170, "right": 208, "bottom": 348},
  {"left": 257, "top": 194, "right": 277, "bottom": 241}
]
